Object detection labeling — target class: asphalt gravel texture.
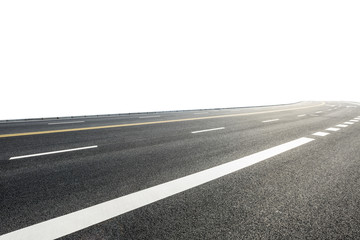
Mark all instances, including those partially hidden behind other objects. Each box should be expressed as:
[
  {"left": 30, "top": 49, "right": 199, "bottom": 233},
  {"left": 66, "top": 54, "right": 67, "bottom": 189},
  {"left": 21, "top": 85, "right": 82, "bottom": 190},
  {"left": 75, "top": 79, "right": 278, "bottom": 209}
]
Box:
[{"left": 1, "top": 101, "right": 360, "bottom": 239}]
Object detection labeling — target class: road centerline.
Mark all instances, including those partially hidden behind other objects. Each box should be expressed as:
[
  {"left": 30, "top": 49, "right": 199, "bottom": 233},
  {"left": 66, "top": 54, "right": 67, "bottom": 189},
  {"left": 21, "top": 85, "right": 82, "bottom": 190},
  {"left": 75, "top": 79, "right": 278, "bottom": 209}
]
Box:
[
  {"left": 9, "top": 146, "right": 98, "bottom": 160},
  {"left": 262, "top": 119, "right": 279, "bottom": 123},
  {"left": 191, "top": 127, "right": 225, "bottom": 134},
  {"left": 326, "top": 127, "right": 340, "bottom": 132},
  {"left": 312, "top": 132, "right": 329, "bottom": 137}
]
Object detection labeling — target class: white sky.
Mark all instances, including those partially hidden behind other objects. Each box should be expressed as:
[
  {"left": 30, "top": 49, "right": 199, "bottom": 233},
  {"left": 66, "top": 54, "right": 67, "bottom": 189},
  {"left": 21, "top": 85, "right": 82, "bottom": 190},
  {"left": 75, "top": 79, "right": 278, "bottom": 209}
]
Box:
[{"left": 1, "top": 1, "right": 359, "bottom": 120}]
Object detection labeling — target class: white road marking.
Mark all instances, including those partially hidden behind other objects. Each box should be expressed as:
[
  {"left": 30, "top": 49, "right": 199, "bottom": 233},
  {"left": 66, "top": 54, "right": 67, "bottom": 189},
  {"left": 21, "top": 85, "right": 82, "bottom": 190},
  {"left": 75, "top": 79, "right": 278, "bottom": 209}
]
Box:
[
  {"left": 326, "top": 127, "right": 340, "bottom": 132},
  {"left": 262, "top": 119, "right": 279, "bottom": 123},
  {"left": 193, "top": 112, "right": 208, "bottom": 115},
  {"left": 139, "top": 115, "right": 161, "bottom": 119},
  {"left": 355, "top": 117, "right": 360, "bottom": 120},
  {"left": 312, "top": 132, "right": 329, "bottom": 137},
  {"left": 9, "top": 146, "right": 98, "bottom": 160},
  {"left": 297, "top": 114, "right": 306, "bottom": 117},
  {"left": 350, "top": 120, "right": 359, "bottom": 122},
  {"left": 0, "top": 137, "right": 314, "bottom": 240},
  {"left": 315, "top": 111, "right": 323, "bottom": 113},
  {"left": 191, "top": 127, "right": 225, "bottom": 134},
  {"left": 344, "top": 122, "right": 354, "bottom": 125},
  {"left": 336, "top": 124, "right": 348, "bottom": 128},
  {"left": 48, "top": 121, "right": 84, "bottom": 125}
]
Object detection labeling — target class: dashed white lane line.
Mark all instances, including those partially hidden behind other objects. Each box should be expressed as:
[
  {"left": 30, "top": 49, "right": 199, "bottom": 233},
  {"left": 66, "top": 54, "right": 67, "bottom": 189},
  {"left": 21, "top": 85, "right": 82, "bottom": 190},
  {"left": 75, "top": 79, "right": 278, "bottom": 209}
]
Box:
[
  {"left": 326, "top": 127, "right": 340, "bottom": 132},
  {"left": 9, "top": 146, "right": 98, "bottom": 160},
  {"left": 0, "top": 137, "right": 314, "bottom": 240},
  {"left": 262, "top": 119, "right": 279, "bottom": 123},
  {"left": 48, "top": 121, "right": 85, "bottom": 125},
  {"left": 297, "top": 114, "right": 306, "bottom": 117},
  {"left": 312, "top": 132, "right": 330, "bottom": 137},
  {"left": 336, "top": 124, "right": 348, "bottom": 128},
  {"left": 191, "top": 127, "right": 225, "bottom": 134},
  {"left": 344, "top": 122, "right": 354, "bottom": 125},
  {"left": 139, "top": 115, "right": 161, "bottom": 119},
  {"left": 350, "top": 120, "right": 359, "bottom": 122},
  {"left": 315, "top": 111, "right": 323, "bottom": 113},
  {"left": 193, "top": 112, "right": 208, "bottom": 115}
]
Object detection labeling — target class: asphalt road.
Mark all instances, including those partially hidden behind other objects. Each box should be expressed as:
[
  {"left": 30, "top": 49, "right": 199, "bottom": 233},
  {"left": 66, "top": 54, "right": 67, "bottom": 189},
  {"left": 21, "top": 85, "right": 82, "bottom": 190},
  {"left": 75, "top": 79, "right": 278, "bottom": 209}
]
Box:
[{"left": 1, "top": 101, "right": 360, "bottom": 239}]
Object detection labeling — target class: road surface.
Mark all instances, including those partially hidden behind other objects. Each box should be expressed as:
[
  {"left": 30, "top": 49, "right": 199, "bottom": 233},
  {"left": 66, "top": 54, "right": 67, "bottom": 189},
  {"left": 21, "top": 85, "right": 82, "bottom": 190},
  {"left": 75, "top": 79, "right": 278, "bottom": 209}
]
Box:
[{"left": 1, "top": 101, "right": 360, "bottom": 239}]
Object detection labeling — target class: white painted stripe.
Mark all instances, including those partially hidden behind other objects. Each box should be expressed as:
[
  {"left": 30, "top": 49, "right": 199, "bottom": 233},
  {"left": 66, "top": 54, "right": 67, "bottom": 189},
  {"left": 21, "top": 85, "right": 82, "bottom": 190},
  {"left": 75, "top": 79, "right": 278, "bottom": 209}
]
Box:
[
  {"left": 312, "top": 132, "right": 329, "bottom": 137},
  {"left": 315, "top": 111, "right": 323, "bottom": 113},
  {"left": 48, "top": 121, "right": 84, "bottom": 125},
  {"left": 193, "top": 112, "right": 208, "bottom": 115},
  {"left": 354, "top": 118, "right": 360, "bottom": 120},
  {"left": 336, "top": 124, "right": 348, "bottom": 128},
  {"left": 262, "top": 119, "right": 279, "bottom": 123},
  {"left": 350, "top": 120, "right": 359, "bottom": 122},
  {"left": 191, "top": 127, "right": 225, "bottom": 134},
  {"left": 139, "top": 115, "right": 160, "bottom": 119},
  {"left": 344, "top": 122, "right": 354, "bottom": 125},
  {"left": 326, "top": 127, "right": 340, "bottom": 132},
  {"left": 0, "top": 137, "right": 314, "bottom": 240},
  {"left": 9, "top": 146, "right": 98, "bottom": 160},
  {"left": 297, "top": 114, "right": 306, "bottom": 117}
]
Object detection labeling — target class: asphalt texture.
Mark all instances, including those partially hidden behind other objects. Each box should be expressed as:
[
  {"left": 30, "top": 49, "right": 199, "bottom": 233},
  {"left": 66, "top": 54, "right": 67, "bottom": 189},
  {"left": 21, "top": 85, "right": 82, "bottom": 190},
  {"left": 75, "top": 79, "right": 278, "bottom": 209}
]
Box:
[{"left": 1, "top": 101, "right": 360, "bottom": 239}]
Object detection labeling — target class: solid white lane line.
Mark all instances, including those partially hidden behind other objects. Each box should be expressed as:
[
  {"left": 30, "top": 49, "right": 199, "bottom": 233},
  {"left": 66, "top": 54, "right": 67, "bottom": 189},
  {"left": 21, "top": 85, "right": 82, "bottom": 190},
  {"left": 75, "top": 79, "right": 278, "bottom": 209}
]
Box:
[
  {"left": 139, "top": 115, "right": 161, "bottom": 119},
  {"left": 344, "top": 122, "right": 354, "bottom": 125},
  {"left": 191, "top": 127, "right": 225, "bottom": 134},
  {"left": 48, "top": 121, "right": 85, "bottom": 125},
  {"left": 193, "top": 112, "right": 208, "bottom": 115},
  {"left": 315, "top": 111, "right": 323, "bottom": 113},
  {"left": 0, "top": 137, "right": 314, "bottom": 240},
  {"left": 9, "top": 146, "right": 98, "bottom": 160},
  {"left": 312, "top": 132, "right": 329, "bottom": 137},
  {"left": 262, "top": 119, "right": 279, "bottom": 123},
  {"left": 326, "top": 127, "right": 340, "bottom": 132},
  {"left": 297, "top": 114, "right": 306, "bottom": 117},
  {"left": 336, "top": 124, "right": 348, "bottom": 128},
  {"left": 350, "top": 120, "right": 359, "bottom": 122}
]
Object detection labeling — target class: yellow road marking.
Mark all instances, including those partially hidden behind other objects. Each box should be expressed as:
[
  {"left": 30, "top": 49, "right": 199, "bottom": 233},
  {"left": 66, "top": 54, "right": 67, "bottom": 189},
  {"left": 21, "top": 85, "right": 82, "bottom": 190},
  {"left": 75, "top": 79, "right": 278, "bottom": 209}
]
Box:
[{"left": 0, "top": 102, "right": 325, "bottom": 138}]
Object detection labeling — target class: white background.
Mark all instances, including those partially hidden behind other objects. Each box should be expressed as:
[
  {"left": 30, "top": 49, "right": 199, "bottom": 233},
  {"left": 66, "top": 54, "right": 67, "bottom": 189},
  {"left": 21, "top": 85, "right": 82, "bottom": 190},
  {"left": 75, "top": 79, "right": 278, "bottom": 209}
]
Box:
[{"left": 1, "top": 1, "right": 359, "bottom": 120}]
